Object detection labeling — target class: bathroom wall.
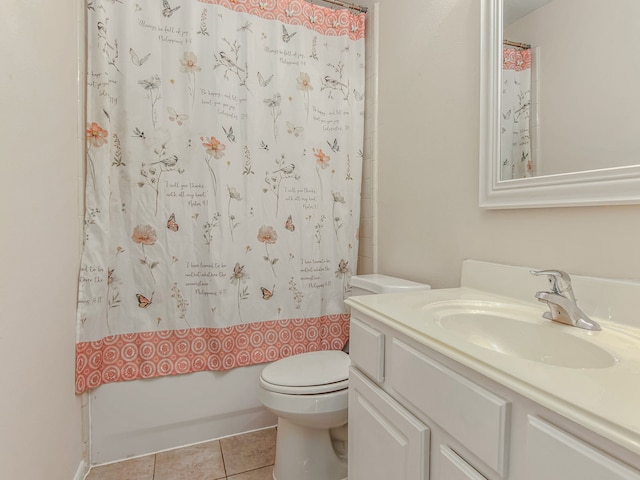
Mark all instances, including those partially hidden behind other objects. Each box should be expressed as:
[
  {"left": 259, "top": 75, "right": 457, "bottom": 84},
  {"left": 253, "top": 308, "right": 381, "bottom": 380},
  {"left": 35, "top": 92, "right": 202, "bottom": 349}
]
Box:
[
  {"left": 365, "top": 0, "right": 640, "bottom": 288},
  {"left": 0, "top": 1, "right": 85, "bottom": 479}
]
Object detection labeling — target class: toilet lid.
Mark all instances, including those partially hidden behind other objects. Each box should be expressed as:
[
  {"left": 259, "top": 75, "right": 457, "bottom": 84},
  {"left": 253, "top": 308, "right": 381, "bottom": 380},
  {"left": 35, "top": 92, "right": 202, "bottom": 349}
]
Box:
[{"left": 260, "top": 350, "right": 350, "bottom": 395}]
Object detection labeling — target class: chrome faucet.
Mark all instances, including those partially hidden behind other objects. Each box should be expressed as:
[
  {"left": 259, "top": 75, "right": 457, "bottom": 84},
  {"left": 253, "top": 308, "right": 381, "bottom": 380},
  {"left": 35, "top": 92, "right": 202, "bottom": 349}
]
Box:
[{"left": 530, "top": 269, "right": 601, "bottom": 331}]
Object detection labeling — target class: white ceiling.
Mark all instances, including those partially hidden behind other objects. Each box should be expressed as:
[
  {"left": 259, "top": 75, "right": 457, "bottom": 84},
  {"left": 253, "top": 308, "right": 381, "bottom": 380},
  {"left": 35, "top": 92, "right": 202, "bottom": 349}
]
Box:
[{"left": 504, "top": 0, "right": 554, "bottom": 26}]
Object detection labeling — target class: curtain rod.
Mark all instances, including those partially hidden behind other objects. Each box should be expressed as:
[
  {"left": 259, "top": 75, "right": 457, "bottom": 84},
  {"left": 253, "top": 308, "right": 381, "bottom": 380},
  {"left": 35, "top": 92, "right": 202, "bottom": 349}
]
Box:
[
  {"left": 503, "top": 39, "right": 531, "bottom": 49},
  {"left": 316, "top": 0, "right": 368, "bottom": 13}
]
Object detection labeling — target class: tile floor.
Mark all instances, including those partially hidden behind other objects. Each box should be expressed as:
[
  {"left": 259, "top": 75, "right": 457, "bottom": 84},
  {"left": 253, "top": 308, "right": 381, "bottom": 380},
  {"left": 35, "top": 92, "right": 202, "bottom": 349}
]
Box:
[{"left": 85, "top": 427, "right": 276, "bottom": 480}]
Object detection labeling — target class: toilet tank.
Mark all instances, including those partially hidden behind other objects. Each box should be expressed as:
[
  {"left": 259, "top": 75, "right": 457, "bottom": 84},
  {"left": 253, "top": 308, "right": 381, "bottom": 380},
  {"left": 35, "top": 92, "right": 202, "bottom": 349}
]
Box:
[{"left": 349, "top": 274, "right": 431, "bottom": 296}]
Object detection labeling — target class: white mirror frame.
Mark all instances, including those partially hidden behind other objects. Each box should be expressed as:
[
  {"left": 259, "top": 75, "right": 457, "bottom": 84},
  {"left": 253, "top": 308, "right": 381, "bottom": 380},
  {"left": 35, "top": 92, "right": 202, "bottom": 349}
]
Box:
[{"left": 479, "top": 0, "right": 640, "bottom": 209}]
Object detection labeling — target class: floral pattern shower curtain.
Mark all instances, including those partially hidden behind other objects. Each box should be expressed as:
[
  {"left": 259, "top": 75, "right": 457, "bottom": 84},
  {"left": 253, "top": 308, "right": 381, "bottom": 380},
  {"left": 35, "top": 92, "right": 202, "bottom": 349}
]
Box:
[
  {"left": 501, "top": 47, "right": 533, "bottom": 180},
  {"left": 76, "top": 0, "right": 365, "bottom": 394}
]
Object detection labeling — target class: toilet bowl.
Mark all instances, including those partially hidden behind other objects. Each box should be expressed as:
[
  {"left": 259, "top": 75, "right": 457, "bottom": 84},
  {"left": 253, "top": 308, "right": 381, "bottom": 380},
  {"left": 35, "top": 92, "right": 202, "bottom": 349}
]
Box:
[
  {"left": 259, "top": 350, "right": 350, "bottom": 480},
  {"left": 258, "top": 274, "right": 430, "bottom": 480}
]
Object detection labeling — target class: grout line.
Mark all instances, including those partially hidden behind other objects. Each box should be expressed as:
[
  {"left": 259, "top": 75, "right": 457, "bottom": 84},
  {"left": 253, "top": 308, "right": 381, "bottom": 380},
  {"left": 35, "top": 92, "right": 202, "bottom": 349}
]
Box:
[
  {"left": 219, "top": 439, "right": 228, "bottom": 478},
  {"left": 228, "top": 464, "right": 275, "bottom": 479}
]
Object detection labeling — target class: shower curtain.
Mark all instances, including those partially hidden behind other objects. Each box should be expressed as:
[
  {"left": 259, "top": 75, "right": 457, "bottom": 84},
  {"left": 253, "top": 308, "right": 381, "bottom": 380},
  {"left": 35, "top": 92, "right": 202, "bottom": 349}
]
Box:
[
  {"left": 76, "top": 0, "right": 365, "bottom": 394},
  {"left": 501, "top": 47, "right": 533, "bottom": 180}
]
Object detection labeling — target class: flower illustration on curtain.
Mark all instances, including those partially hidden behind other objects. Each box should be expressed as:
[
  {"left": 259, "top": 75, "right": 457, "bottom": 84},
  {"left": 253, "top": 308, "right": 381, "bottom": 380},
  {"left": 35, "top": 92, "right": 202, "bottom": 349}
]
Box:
[
  {"left": 264, "top": 93, "right": 282, "bottom": 141},
  {"left": 197, "top": 8, "right": 209, "bottom": 36},
  {"left": 180, "top": 51, "right": 201, "bottom": 109},
  {"left": 138, "top": 143, "right": 182, "bottom": 215},
  {"left": 171, "top": 282, "right": 190, "bottom": 325},
  {"left": 257, "top": 225, "right": 279, "bottom": 278},
  {"left": 201, "top": 135, "right": 226, "bottom": 195},
  {"left": 97, "top": 19, "right": 120, "bottom": 73},
  {"left": 310, "top": 36, "right": 319, "bottom": 61},
  {"left": 296, "top": 72, "right": 313, "bottom": 120},
  {"left": 87, "top": 121, "right": 108, "bottom": 147},
  {"left": 230, "top": 262, "right": 250, "bottom": 323},
  {"left": 86, "top": 122, "right": 108, "bottom": 190},
  {"left": 242, "top": 146, "right": 255, "bottom": 176},
  {"left": 345, "top": 154, "right": 353, "bottom": 181},
  {"left": 263, "top": 154, "right": 298, "bottom": 216},
  {"left": 335, "top": 258, "right": 351, "bottom": 297},
  {"left": 314, "top": 214, "right": 326, "bottom": 244},
  {"left": 332, "top": 191, "right": 345, "bottom": 239},
  {"left": 139, "top": 75, "right": 162, "bottom": 127},
  {"left": 313, "top": 148, "right": 330, "bottom": 200},
  {"left": 106, "top": 266, "right": 122, "bottom": 334},
  {"left": 112, "top": 133, "right": 125, "bottom": 167},
  {"left": 227, "top": 186, "right": 242, "bottom": 240},
  {"left": 289, "top": 277, "right": 306, "bottom": 317},
  {"left": 131, "top": 224, "right": 158, "bottom": 282},
  {"left": 203, "top": 212, "right": 222, "bottom": 246}
]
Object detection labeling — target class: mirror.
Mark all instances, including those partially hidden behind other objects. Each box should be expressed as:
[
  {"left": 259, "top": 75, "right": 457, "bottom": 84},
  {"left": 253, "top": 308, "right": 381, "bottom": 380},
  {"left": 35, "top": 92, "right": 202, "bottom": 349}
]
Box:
[{"left": 480, "top": 0, "right": 640, "bottom": 208}]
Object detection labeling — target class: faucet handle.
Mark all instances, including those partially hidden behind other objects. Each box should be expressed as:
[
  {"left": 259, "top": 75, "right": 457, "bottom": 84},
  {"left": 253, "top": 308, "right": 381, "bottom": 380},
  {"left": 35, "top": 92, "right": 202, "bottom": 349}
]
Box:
[
  {"left": 530, "top": 270, "right": 600, "bottom": 331},
  {"left": 530, "top": 269, "right": 574, "bottom": 298}
]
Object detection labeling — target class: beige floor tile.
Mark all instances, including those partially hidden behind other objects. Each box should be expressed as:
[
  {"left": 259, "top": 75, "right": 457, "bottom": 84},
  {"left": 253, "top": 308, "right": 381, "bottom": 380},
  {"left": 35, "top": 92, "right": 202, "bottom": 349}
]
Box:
[
  {"left": 227, "top": 465, "right": 274, "bottom": 480},
  {"left": 85, "top": 455, "right": 155, "bottom": 480},
  {"left": 220, "top": 428, "right": 277, "bottom": 476},
  {"left": 154, "top": 441, "right": 226, "bottom": 480}
]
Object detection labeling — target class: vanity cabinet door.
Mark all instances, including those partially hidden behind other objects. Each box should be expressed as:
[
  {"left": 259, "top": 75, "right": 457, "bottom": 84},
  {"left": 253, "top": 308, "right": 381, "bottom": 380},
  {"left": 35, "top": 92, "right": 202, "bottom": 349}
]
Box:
[
  {"left": 350, "top": 315, "right": 385, "bottom": 383},
  {"left": 349, "top": 367, "right": 430, "bottom": 480},
  {"left": 525, "top": 416, "right": 640, "bottom": 480},
  {"left": 389, "top": 339, "right": 510, "bottom": 477}
]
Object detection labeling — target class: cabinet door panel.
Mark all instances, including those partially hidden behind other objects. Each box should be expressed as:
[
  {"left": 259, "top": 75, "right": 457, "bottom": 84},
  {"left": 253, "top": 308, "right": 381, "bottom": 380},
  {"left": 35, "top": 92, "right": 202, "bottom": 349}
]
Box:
[
  {"left": 350, "top": 315, "right": 385, "bottom": 383},
  {"left": 349, "top": 368, "right": 430, "bottom": 480},
  {"left": 439, "top": 446, "right": 488, "bottom": 480},
  {"left": 526, "top": 416, "right": 640, "bottom": 480},
  {"left": 389, "top": 339, "right": 510, "bottom": 476}
]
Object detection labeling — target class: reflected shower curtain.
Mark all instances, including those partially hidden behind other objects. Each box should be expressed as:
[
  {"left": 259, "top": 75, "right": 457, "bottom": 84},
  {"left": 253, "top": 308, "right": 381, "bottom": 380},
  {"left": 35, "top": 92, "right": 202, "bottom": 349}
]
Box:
[
  {"left": 76, "top": 0, "right": 365, "bottom": 393},
  {"left": 501, "top": 47, "right": 533, "bottom": 180}
]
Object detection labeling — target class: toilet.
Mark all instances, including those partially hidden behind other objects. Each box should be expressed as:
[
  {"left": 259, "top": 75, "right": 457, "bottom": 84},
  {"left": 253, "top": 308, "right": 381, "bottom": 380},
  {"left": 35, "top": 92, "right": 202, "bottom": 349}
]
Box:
[{"left": 258, "top": 274, "right": 430, "bottom": 480}]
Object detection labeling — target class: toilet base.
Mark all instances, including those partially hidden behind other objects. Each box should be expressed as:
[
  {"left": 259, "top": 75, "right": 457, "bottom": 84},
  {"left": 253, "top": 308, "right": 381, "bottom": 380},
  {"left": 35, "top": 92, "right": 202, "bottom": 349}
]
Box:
[{"left": 273, "top": 417, "right": 347, "bottom": 480}]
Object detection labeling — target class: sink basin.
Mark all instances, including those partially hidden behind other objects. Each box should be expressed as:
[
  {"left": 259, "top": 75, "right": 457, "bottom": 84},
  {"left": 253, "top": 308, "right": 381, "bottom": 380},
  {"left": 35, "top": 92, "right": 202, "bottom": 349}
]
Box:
[{"left": 429, "top": 302, "right": 617, "bottom": 369}]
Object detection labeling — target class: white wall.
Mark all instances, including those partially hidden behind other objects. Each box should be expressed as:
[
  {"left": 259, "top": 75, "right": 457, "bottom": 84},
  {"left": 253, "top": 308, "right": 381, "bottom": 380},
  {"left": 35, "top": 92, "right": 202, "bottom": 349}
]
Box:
[
  {"left": 365, "top": 0, "right": 640, "bottom": 288},
  {"left": 0, "top": 1, "right": 85, "bottom": 479}
]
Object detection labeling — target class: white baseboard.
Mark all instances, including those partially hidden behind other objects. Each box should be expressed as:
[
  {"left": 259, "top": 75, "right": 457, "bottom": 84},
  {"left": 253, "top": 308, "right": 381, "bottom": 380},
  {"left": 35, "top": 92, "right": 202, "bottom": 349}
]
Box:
[{"left": 73, "top": 459, "right": 89, "bottom": 480}]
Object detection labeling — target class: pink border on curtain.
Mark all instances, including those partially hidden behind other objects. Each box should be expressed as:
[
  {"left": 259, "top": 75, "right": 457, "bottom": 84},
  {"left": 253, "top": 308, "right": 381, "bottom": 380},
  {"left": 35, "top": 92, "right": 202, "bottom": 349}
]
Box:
[
  {"left": 75, "top": 314, "right": 349, "bottom": 393},
  {"left": 503, "top": 47, "right": 531, "bottom": 71},
  {"left": 197, "top": 0, "right": 366, "bottom": 40}
]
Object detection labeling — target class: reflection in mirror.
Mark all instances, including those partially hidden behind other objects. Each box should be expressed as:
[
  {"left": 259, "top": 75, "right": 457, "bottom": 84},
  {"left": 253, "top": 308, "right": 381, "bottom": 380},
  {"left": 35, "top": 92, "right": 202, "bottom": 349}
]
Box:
[
  {"left": 479, "top": 0, "right": 640, "bottom": 208},
  {"left": 501, "top": 39, "right": 533, "bottom": 180},
  {"left": 502, "top": 0, "right": 640, "bottom": 179}
]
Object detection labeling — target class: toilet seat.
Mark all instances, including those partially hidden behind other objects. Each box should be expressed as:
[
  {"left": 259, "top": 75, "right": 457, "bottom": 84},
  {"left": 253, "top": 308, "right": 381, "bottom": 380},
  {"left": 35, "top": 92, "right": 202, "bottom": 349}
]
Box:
[
  {"left": 260, "top": 350, "right": 350, "bottom": 395},
  {"left": 260, "top": 377, "right": 349, "bottom": 395}
]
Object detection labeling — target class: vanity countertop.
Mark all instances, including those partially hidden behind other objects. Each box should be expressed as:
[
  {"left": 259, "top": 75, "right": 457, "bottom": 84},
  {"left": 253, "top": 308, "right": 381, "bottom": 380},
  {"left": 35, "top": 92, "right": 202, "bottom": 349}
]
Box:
[{"left": 346, "top": 285, "right": 640, "bottom": 456}]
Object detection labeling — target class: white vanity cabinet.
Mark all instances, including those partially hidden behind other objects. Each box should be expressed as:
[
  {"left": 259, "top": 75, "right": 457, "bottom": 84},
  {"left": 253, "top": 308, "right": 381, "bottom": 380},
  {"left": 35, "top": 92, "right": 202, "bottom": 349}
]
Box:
[{"left": 348, "top": 310, "right": 640, "bottom": 480}]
